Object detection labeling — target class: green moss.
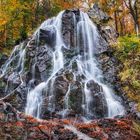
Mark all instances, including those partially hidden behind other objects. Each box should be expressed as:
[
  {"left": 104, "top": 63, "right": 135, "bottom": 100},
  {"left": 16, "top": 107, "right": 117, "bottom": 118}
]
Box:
[
  {"left": 117, "top": 35, "right": 140, "bottom": 60},
  {"left": 114, "top": 35, "right": 140, "bottom": 111},
  {"left": 132, "top": 80, "right": 140, "bottom": 90},
  {"left": 133, "top": 121, "right": 140, "bottom": 135}
]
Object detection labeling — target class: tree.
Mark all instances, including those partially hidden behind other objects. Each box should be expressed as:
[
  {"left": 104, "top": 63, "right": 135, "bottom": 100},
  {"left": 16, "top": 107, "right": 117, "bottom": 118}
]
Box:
[
  {"left": 123, "top": 0, "right": 140, "bottom": 35},
  {"left": 0, "top": 0, "right": 52, "bottom": 48}
]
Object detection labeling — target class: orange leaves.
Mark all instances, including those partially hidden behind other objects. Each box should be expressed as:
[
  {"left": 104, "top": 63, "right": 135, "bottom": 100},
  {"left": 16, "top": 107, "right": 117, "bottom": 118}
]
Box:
[
  {"left": 38, "top": 124, "right": 49, "bottom": 132},
  {"left": 38, "top": 124, "right": 48, "bottom": 129},
  {"left": 115, "top": 120, "right": 130, "bottom": 129},
  {"left": 15, "top": 121, "right": 24, "bottom": 127},
  {"left": 26, "top": 115, "right": 39, "bottom": 124},
  {"left": 62, "top": 118, "right": 74, "bottom": 125}
]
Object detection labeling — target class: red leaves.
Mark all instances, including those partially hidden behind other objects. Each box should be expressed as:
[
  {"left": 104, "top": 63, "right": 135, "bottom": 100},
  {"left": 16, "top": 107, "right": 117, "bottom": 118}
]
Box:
[
  {"left": 0, "top": 104, "right": 139, "bottom": 140},
  {"left": 38, "top": 125, "right": 49, "bottom": 132},
  {"left": 115, "top": 120, "right": 130, "bottom": 129},
  {"left": 26, "top": 115, "right": 38, "bottom": 124},
  {"left": 15, "top": 121, "right": 24, "bottom": 127}
]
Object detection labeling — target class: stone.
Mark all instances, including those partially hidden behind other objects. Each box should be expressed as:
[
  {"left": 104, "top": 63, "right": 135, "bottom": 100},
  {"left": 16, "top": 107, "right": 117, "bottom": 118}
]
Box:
[
  {"left": 62, "top": 9, "right": 80, "bottom": 48},
  {"left": 54, "top": 75, "right": 69, "bottom": 110},
  {"left": 0, "top": 9, "right": 127, "bottom": 121},
  {"left": 88, "top": 3, "right": 110, "bottom": 24},
  {"left": 86, "top": 80, "right": 108, "bottom": 118},
  {"left": 68, "top": 81, "right": 83, "bottom": 115},
  {"left": 0, "top": 54, "right": 8, "bottom": 66},
  {"left": 39, "top": 28, "right": 56, "bottom": 47}
]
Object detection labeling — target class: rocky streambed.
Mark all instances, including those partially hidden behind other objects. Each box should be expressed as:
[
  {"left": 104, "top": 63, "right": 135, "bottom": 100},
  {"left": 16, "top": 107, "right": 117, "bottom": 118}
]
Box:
[{"left": 0, "top": 101, "right": 139, "bottom": 140}]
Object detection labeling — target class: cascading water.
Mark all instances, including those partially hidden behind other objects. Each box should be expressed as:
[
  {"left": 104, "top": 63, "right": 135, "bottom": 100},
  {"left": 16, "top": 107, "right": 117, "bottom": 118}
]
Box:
[
  {"left": 25, "top": 11, "right": 65, "bottom": 118},
  {"left": 0, "top": 43, "right": 26, "bottom": 94},
  {"left": 25, "top": 10, "right": 125, "bottom": 119},
  {"left": 0, "top": 43, "right": 26, "bottom": 78},
  {"left": 76, "top": 12, "right": 124, "bottom": 118},
  {"left": 0, "top": 10, "right": 125, "bottom": 120}
]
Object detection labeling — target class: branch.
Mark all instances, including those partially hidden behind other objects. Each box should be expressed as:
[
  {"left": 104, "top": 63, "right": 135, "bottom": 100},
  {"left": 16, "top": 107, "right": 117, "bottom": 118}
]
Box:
[
  {"left": 123, "top": 0, "right": 129, "bottom": 9},
  {"left": 38, "top": 126, "right": 50, "bottom": 139}
]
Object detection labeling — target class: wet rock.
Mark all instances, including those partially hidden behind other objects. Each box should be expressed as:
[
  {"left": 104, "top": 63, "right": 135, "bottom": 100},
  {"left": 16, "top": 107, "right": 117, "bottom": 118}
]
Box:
[
  {"left": 0, "top": 54, "right": 8, "bottom": 67},
  {"left": 86, "top": 80, "right": 101, "bottom": 92},
  {"left": 62, "top": 10, "right": 79, "bottom": 48},
  {"left": 27, "top": 39, "right": 36, "bottom": 57},
  {"left": 2, "top": 83, "right": 28, "bottom": 112},
  {"left": 54, "top": 76, "right": 69, "bottom": 110},
  {"left": 0, "top": 9, "right": 127, "bottom": 121},
  {"left": 0, "top": 81, "right": 6, "bottom": 98},
  {"left": 36, "top": 45, "right": 52, "bottom": 74},
  {"left": 39, "top": 28, "right": 56, "bottom": 47},
  {"left": 86, "top": 80, "right": 108, "bottom": 118},
  {"left": 87, "top": 4, "right": 110, "bottom": 54},
  {"left": 88, "top": 3, "right": 110, "bottom": 24},
  {"left": 69, "top": 81, "right": 83, "bottom": 115},
  {"left": 7, "top": 72, "right": 21, "bottom": 88}
]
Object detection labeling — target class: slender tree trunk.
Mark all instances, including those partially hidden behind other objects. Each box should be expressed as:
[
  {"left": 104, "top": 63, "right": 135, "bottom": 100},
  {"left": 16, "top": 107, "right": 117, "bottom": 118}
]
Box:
[
  {"left": 134, "top": 19, "right": 139, "bottom": 36},
  {"left": 114, "top": 11, "right": 118, "bottom": 33}
]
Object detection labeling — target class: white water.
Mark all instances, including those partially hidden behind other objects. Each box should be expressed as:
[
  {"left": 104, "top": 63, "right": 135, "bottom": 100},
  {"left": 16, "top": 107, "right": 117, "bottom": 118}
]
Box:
[
  {"left": 25, "top": 11, "right": 65, "bottom": 118},
  {"left": 76, "top": 12, "right": 125, "bottom": 118},
  {"left": 65, "top": 125, "right": 93, "bottom": 140},
  {"left": 0, "top": 43, "right": 26, "bottom": 78},
  {"left": 0, "top": 43, "right": 27, "bottom": 94},
  {"left": 2, "top": 10, "right": 124, "bottom": 119},
  {"left": 61, "top": 84, "right": 71, "bottom": 117}
]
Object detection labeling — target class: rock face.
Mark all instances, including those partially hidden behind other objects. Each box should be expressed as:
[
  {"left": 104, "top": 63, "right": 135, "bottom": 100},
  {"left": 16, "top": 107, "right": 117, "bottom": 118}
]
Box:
[
  {"left": 62, "top": 10, "right": 77, "bottom": 47},
  {"left": 0, "top": 7, "right": 125, "bottom": 120},
  {"left": 86, "top": 80, "right": 108, "bottom": 118},
  {"left": 88, "top": 3, "right": 110, "bottom": 24}
]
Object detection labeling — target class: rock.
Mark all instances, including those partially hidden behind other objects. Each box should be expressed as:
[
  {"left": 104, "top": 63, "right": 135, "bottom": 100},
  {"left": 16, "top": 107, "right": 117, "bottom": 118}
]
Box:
[
  {"left": 86, "top": 80, "right": 108, "bottom": 118},
  {"left": 88, "top": 3, "right": 110, "bottom": 24},
  {"left": 39, "top": 28, "right": 56, "bottom": 47},
  {"left": 36, "top": 45, "right": 52, "bottom": 74},
  {"left": 0, "top": 9, "right": 127, "bottom": 121},
  {"left": 5, "top": 72, "right": 21, "bottom": 91},
  {"left": 69, "top": 81, "right": 83, "bottom": 115},
  {"left": 0, "top": 54, "right": 8, "bottom": 67},
  {"left": 62, "top": 10, "right": 78, "bottom": 48},
  {"left": 54, "top": 76, "right": 69, "bottom": 110}
]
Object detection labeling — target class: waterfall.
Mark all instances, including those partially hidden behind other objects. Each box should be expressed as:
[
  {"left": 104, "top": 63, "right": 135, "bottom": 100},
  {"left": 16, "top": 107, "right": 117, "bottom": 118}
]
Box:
[
  {"left": 25, "top": 11, "right": 65, "bottom": 118},
  {"left": 0, "top": 43, "right": 26, "bottom": 78},
  {"left": 1, "top": 10, "right": 125, "bottom": 119},
  {"left": 76, "top": 12, "right": 124, "bottom": 118},
  {"left": 26, "top": 10, "right": 125, "bottom": 118}
]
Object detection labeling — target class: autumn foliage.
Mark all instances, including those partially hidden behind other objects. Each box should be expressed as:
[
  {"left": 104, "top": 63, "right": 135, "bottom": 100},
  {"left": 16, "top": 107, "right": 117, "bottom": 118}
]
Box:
[{"left": 0, "top": 0, "right": 139, "bottom": 50}]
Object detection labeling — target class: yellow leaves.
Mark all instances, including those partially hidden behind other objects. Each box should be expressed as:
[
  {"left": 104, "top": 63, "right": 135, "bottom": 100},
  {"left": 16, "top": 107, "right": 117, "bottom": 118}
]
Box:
[
  {"left": 117, "top": 35, "right": 140, "bottom": 110},
  {"left": 119, "top": 69, "right": 133, "bottom": 81},
  {"left": 132, "top": 121, "right": 140, "bottom": 135},
  {"left": 0, "top": 0, "right": 41, "bottom": 47},
  {"left": 0, "top": 19, "right": 8, "bottom": 26}
]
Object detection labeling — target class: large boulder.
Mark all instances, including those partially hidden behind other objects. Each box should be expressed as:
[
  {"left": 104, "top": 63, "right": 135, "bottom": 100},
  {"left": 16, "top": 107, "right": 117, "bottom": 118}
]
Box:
[
  {"left": 62, "top": 10, "right": 80, "bottom": 48},
  {"left": 86, "top": 80, "right": 108, "bottom": 118},
  {"left": 88, "top": 3, "right": 110, "bottom": 24},
  {"left": 68, "top": 81, "right": 83, "bottom": 116}
]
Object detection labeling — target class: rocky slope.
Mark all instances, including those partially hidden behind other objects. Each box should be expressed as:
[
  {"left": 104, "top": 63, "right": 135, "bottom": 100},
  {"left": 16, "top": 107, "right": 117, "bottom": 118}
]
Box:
[{"left": 0, "top": 101, "right": 139, "bottom": 140}]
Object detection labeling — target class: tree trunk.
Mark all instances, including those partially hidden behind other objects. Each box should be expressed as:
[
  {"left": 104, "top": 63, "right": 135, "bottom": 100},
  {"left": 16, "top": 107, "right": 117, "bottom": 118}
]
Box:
[{"left": 114, "top": 11, "right": 118, "bottom": 33}]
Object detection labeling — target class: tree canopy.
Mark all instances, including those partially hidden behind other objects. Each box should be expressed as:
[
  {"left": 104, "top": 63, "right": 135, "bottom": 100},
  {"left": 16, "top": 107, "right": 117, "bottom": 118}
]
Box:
[{"left": 0, "top": 0, "right": 139, "bottom": 48}]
